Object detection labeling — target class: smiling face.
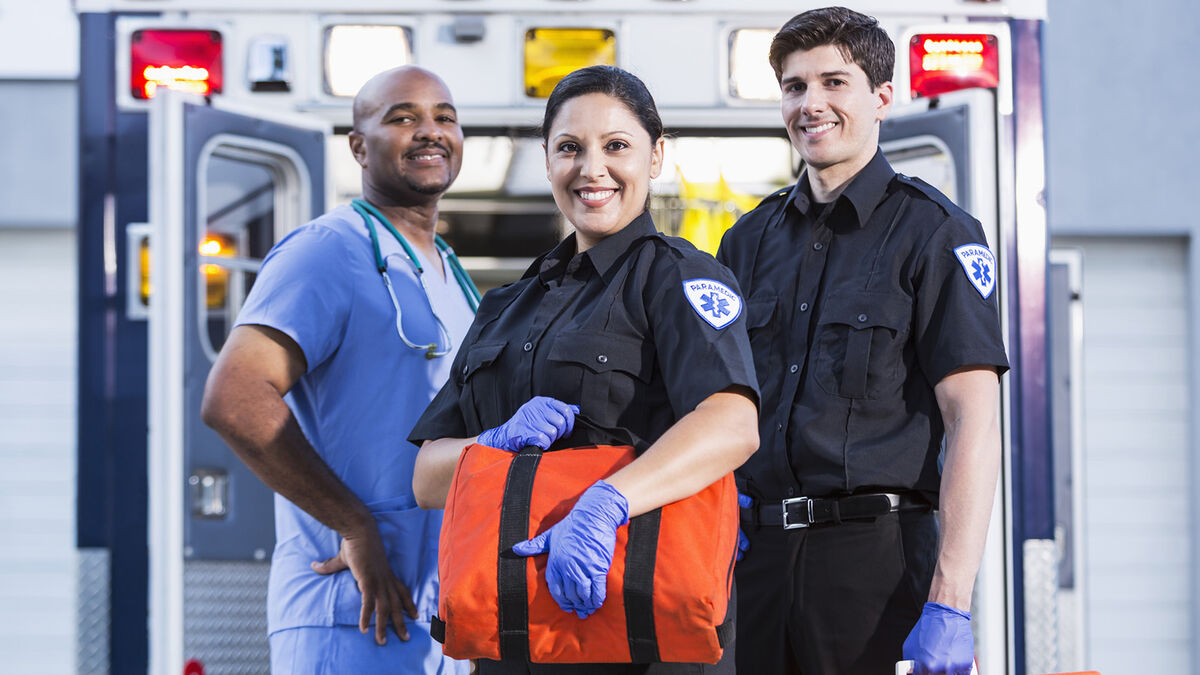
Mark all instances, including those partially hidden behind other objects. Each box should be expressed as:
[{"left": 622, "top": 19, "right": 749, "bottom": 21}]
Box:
[
  {"left": 779, "top": 44, "right": 893, "bottom": 186},
  {"left": 544, "top": 92, "right": 664, "bottom": 252},
  {"left": 349, "top": 67, "right": 464, "bottom": 205}
]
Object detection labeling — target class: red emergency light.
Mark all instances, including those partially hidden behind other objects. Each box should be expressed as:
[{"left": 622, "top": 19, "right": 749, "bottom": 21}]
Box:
[
  {"left": 909, "top": 33, "right": 999, "bottom": 99},
  {"left": 130, "top": 29, "right": 223, "bottom": 100}
]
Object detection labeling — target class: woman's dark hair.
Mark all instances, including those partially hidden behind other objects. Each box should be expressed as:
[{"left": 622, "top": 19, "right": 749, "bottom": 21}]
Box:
[
  {"left": 769, "top": 6, "right": 894, "bottom": 90},
  {"left": 540, "top": 65, "right": 663, "bottom": 143}
]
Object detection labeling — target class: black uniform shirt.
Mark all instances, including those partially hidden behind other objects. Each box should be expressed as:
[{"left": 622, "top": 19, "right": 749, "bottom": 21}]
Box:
[
  {"left": 716, "top": 150, "right": 1008, "bottom": 505},
  {"left": 411, "top": 211, "right": 759, "bottom": 451}
]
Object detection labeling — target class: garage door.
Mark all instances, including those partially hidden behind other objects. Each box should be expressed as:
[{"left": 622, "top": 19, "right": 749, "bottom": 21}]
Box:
[
  {"left": 1053, "top": 235, "right": 1191, "bottom": 674},
  {"left": 0, "top": 228, "right": 77, "bottom": 675}
]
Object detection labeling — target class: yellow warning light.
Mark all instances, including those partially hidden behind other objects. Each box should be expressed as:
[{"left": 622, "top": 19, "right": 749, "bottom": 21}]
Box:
[
  {"left": 200, "top": 233, "right": 235, "bottom": 309},
  {"left": 523, "top": 28, "right": 616, "bottom": 98}
]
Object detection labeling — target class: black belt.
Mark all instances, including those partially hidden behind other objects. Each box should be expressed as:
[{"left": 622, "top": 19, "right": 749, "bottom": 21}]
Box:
[{"left": 742, "top": 493, "right": 930, "bottom": 530}]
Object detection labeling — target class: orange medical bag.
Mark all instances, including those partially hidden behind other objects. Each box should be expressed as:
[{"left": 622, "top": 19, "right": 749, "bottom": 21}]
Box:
[{"left": 431, "top": 443, "right": 738, "bottom": 664}]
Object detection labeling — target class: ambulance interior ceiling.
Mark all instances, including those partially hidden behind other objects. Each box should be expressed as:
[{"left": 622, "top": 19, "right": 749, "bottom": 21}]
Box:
[{"left": 205, "top": 156, "right": 275, "bottom": 259}]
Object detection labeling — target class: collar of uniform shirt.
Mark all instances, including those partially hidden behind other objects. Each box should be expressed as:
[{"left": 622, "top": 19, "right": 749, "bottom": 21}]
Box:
[
  {"left": 788, "top": 148, "right": 895, "bottom": 229},
  {"left": 534, "top": 209, "right": 657, "bottom": 286}
]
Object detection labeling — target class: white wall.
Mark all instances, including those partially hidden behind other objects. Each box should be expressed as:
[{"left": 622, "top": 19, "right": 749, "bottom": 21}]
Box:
[
  {"left": 0, "top": 0, "right": 77, "bottom": 79},
  {"left": 0, "top": 228, "right": 78, "bottom": 675},
  {"left": 1045, "top": 0, "right": 1200, "bottom": 235}
]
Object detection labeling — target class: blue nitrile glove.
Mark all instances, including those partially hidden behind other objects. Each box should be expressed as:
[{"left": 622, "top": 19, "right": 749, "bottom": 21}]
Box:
[
  {"left": 736, "top": 492, "right": 753, "bottom": 561},
  {"left": 477, "top": 396, "right": 579, "bottom": 452},
  {"left": 902, "top": 602, "right": 975, "bottom": 675},
  {"left": 512, "top": 479, "right": 629, "bottom": 619}
]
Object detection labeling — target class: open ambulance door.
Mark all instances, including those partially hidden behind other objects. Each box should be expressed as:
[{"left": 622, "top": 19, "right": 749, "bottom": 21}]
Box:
[
  {"left": 146, "top": 89, "right": 327, "bottom": 674},
  {"left": 879, "top": 88, "right": 1011, "bottom": 675}
]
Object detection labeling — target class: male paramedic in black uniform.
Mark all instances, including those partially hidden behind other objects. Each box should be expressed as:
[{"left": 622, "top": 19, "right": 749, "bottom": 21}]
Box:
[{"left": 716, "top": 7, "right": 1008, "bottom": 675}]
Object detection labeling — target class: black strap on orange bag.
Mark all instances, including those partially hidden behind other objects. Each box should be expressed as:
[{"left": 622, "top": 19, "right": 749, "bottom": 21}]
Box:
[
  {"left": 497, "top": 446, "right": 541, "bottom": 661},
  {"left": 623, "top": 508, "right": 663, "bottom": 662}
]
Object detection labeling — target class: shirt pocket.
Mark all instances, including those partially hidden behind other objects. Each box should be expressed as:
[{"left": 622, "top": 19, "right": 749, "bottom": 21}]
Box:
[
  {"left": 459, "top": 340, "right": 507, "bottom": 430},
  {"left": 813, "top": 291, "right": 911, "bottom": 400},
  {"left": 745, "top": 292, "right": 780, "bottom": 383},
  {"left": 547, "top": 330, "right": 655, "bottom": 421}
]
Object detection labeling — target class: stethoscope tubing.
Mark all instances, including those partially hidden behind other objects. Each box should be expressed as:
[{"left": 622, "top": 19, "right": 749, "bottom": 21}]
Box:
[{"left": 352, "top": 199, "right": 481, "bottom": 358}]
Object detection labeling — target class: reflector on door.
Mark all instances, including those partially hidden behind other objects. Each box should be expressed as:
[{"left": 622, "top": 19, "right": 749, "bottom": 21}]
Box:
[{"left": 200, "top": 233, "right": 235, "bottom": 309}]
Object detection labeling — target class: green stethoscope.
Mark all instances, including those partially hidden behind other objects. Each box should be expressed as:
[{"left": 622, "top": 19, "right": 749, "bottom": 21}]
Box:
[{"left": 352, "top": 198, "right": 481, "bottom": 359}]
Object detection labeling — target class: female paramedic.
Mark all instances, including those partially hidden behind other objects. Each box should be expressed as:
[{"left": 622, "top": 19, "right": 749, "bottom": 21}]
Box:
[{"left": 409, "top": 65, "right": 759, "bottom": 674}]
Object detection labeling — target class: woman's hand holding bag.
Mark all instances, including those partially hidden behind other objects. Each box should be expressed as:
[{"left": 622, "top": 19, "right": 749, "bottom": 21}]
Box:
[
  {"left": 477, "top": 396, "right": 579, "bottom": 451},
  {"left": 512, "top": 479, "right": 630, "bottom": 619}
]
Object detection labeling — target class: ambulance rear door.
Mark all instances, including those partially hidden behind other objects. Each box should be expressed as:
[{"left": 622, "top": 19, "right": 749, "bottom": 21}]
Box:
[
  {"left": 146, "top": 89, "right": 327, "bottom": 675},
  {"left": 880, "top": 88, "right": 1010, "bottom": 675}
]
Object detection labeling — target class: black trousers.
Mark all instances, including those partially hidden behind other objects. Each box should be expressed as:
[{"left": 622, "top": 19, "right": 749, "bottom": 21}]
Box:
[
  {"left": 477, "top": 583, "right": 737, "bottom": 675},
  {"left": 735, "top": 510, "right": 937, "bottom": 675}
]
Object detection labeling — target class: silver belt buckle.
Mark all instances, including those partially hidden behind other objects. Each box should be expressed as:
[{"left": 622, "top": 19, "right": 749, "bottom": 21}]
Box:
[{"left": 781, "top": 496, "right": 813, "bottom": 529}]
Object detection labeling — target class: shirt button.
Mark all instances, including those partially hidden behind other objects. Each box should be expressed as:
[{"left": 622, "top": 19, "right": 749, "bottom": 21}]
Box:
[
  {"left": 812, "top": 242, "right": 824, "bottom": 251},
  {"left": 776, "top": 423, "right": 783, "bottom": 432},
  {"left": 462, "top": 365, "right": 468, "bottom": 375},
  {"left": 787, "top": 487, "right": 795, "bottom": 497},
  {"left": 523, "top": 342, "right": 533, "bottom": 352},
  {"left": 597, "top": 354, "right": 608, "bottom": 364},
  {"left": 789, "top": 364, "right": 799, "bottom": 373},
  {"left": 857, "top": 313, "right": 868, "bottom": 323},
  {"left": 799, "top": 302, "right": 809, "bottom": 312}
]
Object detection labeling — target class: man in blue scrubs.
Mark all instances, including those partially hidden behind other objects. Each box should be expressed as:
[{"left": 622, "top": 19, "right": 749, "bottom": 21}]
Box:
[{"left": 202, "top": 66, "right": 474, "bottom": 673}]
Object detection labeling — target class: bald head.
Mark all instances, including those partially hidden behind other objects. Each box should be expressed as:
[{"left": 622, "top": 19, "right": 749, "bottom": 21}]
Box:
[{"left": 352, "top": 66, "right": 453, "bottom": 133}]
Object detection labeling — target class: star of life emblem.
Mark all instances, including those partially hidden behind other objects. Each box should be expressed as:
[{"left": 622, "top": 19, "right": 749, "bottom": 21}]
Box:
[
  {"left": 682, "top": 278, "right": 742, "bottom": 330},
  {"left": 954, "top": 244, "right": 997, "bottom": 299}
]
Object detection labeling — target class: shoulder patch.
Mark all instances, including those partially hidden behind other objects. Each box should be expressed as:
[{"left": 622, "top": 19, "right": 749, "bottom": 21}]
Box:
[
  {"left": 954, "top": 244, "right": 997, "bottom": 299},
  {"left": 682, "top": 278, "right": 743, "bottom": 329}
]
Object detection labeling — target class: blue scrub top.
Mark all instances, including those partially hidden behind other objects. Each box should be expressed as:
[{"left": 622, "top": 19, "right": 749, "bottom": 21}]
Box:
[{"left": 235, "top": 204, "right": 475, "bottom": 637}]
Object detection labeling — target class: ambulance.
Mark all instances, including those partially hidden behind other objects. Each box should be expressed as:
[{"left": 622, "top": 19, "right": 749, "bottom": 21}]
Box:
[{"left": 72, "top": 1, "right": 1063, "bottom": 672}]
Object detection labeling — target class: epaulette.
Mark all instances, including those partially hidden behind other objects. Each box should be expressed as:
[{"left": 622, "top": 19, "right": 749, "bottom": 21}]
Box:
[
  {"left": 764, "top": 186, "right": 792, "bottom": 202},
  {"left": 894, "top": 173, "right": 961, "bottom": 217},
  {"left": 742, "top": 185, "right": 792, "bottom": 214}
]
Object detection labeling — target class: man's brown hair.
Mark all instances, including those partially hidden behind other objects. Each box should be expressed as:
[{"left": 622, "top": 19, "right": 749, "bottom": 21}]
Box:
[{"left": 769, "top": 6, "right": 895, "bottom": 89}]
